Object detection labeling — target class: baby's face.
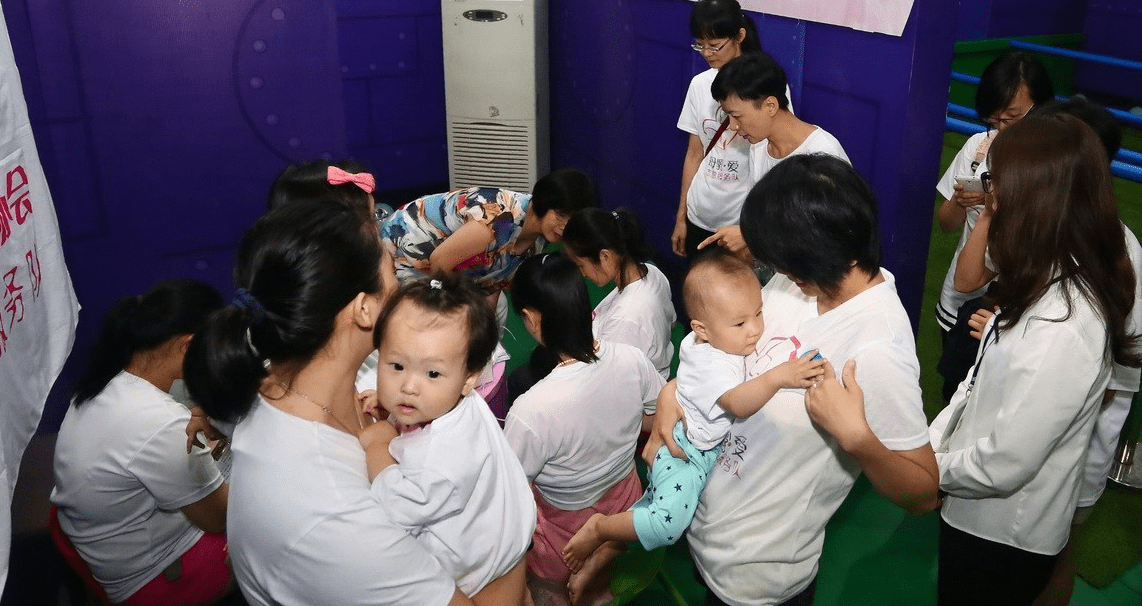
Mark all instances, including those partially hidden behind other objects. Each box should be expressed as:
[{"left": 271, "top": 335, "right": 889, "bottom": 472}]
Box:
[
  {"left": 376, "top": 301, "right": 477, "bottom": 428},
  {"left": 700, "top": 281, "right": 764, "bottom": 356}
]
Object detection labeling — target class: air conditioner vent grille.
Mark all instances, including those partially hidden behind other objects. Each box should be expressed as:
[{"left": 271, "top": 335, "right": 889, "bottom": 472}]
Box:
[{"left": 449, "top": 120, "right": 536, "bottom": 191}]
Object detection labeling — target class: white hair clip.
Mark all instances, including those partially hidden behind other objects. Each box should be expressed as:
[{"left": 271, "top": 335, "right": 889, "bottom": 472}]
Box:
[{"left": 429, "top": 279, "right": 443, "bottom": 289}]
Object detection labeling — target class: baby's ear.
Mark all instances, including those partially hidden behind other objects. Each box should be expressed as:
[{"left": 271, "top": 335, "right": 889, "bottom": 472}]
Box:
[
  {"left": 690, "top": 319, "right": 708, "bottom": 342},
  {"left": 460, "top": 371, "right": 481, "bottom": 396}
]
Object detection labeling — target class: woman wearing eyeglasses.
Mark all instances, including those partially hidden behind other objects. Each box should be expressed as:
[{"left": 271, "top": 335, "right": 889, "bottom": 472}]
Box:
[
  {"left": 932, "top": 51, "right": 1054, "bottom": 401},
  {"left": 672, "top": 0, "right": 770, "bottom": 259},
  {"left": 930, "top": 113, "right": 1139, "bottom": 605}
]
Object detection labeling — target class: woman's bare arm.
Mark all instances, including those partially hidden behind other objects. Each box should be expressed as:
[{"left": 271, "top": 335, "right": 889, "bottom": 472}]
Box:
[
  {"left": 429, "top": 220, "right": 496, "bottom": 274},
  {"left": 472, "top": 558, "right": 527, "bottom": 606},
  {"left": 954, "top": 204, "right": 997, "bottom": 293},
  {"left": 673, "top": 134, "right": 704, "bottom": 257},
  {"left": 805, "top": 360, "right": 939, "bottom": 515},
  {"left": 180, "top": 483, "right": 229, "bottom": 534}
]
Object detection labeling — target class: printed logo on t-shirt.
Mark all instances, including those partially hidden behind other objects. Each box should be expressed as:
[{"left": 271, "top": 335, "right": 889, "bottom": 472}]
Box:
[
  {"left": 747, "top": 334, "right": 803, "bottom": 380},
  {"left": 716, "top": 334, "right": 816, "bottom": 480},
  {"left": 704, "top": 155, "right": 740, "bottom": 182},
  {"left": 713, "top": 432, "right": 748, "bottom": 478},
  {"left": 702, "top": 116, "right": 743, "bottom": 151}
]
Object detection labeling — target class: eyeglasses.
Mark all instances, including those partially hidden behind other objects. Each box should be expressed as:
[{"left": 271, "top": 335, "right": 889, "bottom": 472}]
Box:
[
  {"left": 985, "top": 104, "right": 1034, "bottom": 127},
  {"left": 980, "top": 171, "right": 993, "bottom": 194},
  {"left": 691, "top": 39, "right": 730, "bottom": 53}
]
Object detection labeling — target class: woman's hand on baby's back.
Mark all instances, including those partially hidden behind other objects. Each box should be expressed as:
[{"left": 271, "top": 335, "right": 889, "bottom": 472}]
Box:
[{"left": 643, "top": 381, "right": 686, "bottom": 466}]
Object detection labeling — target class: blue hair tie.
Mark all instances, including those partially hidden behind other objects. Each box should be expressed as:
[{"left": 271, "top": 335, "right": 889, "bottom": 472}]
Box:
[{"left": 232, "top": 288, "right": 266, "bottom": 325}]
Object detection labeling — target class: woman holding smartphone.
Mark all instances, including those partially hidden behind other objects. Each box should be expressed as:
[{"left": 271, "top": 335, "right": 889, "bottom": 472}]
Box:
[{"left": 932, "top": 51, "right": 1054, "bottom": 400}]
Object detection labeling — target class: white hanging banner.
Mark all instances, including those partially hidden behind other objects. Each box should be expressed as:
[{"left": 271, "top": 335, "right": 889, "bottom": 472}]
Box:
[
  {"left": 739, "top": 0, "right": 915, "bottom": 37},
  {"left": 0, "top": 3, "right": 80, "bottom": 592}
]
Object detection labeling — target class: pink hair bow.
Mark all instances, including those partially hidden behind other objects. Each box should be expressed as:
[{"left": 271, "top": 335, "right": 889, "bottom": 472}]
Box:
[{"left": 327, "top": 166, "right": 376, "bottom": 193}]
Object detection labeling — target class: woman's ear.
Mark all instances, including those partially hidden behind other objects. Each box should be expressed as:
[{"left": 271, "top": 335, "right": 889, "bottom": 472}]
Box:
[
  {"left": 521, "top": 307, "right": 543, "bottom": 345},
  {"left": 175, "top": 333, "right": 194, "bottom": 353},
  {"left": 765, "top": 96, "right": 779, "bottom": 115},
  {"left": 597, "top": 248, "right": 616, "bottom": 267},
  {"left": 350, "top": 291, "right": 375, "bottom": 331},
  {"left": 736, "top": 27, "right": 747, "bottom": 43}
]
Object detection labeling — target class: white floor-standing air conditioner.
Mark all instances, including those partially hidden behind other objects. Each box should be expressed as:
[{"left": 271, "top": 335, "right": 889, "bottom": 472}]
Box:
[{"left": 441, "top": 0, "right": 549, "bottom": 192}]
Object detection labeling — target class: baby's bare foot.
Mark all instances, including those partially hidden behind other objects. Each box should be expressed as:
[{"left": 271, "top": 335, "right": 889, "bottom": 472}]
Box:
[
  {"left": 567, "top": 540, "right": 622, "bottom": 606},
  {"left": 562, "top": 513, "right": 606, "bottom": 573}
]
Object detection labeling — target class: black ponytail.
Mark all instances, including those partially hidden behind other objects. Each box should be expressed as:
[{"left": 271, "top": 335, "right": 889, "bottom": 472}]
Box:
[
  {"left": 563, "top": 207, "right": 653, "bottom": 290},
  {"left": 511, "top": 253, "right": 598, "bottom": 364},
  {"left": 266, "top": 159, "right": 374, "bottom": 212},
  {"left": 690, "top": 0, "right": 763, "bottom": 55},
  {"left": 184, "top": 199, "right": 382, "bottom": 423},
  {"left": 73, "top": 280, "right": 223, "bottom": 406}
]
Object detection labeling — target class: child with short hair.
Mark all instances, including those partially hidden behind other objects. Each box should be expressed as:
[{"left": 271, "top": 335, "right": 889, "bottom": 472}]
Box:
[
  {"left": 357, "top": 274, "right": 536, "bottom": 597},
  {"left": 563, "top": 251, "right": 825, "bottom": 569}
]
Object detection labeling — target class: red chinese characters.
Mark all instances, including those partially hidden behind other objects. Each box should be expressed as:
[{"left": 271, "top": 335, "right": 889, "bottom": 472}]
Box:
[{"left": 0, "top": 164, "right": 33, "bottom": 247}]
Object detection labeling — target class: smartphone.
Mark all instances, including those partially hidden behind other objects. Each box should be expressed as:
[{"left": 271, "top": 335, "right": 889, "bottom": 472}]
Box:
[{"left": 954, "top": 175, "right": 986, "bottom": 194}]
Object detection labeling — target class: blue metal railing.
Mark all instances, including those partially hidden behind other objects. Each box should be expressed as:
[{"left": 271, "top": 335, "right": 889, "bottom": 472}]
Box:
[
  {"left": 950, "top": 71, "right": 980, "bottom": 85},
  {"left": 943, "top": 115, "right": 1142, "bottom": 182},
  {"left": 946, "top": 40, "right": 1142, "bottom": 183},
  {"left": 1009, "top": 39, "right": 1142, "bottom": 72}
]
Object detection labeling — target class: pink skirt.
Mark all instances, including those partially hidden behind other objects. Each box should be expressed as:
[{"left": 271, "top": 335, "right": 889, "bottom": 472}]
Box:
[
  {"left": 528, "top": 468, "right": 643, "bottom": 583},
  {"left": 120, "top": 531, "right": 232, "bottom": 606}
]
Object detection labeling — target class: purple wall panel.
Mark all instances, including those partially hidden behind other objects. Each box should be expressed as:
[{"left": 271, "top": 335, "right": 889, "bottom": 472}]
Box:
[
  {"left": 957, "top": 0, "right": 1088, "bottom": 41},
  {"left": 985, "top": 0, "right": 1087, "bottom": 37},
  {"left": 1076, "top": 1, "right": 1142, "bottom": 102},
  {"left": 957, "top": 0, "right": 994, "bottom": 40},
  {"left": 339, "top": 16, "right": 419, "bottom": 78},
  {"left": 799, "top": 5, "right": 959, "bottom": 321},
  {"left": 5, "top": 0, "right": 455, "bottom": 430},
  {"left": 9, "top": 0, "right": 352, "bottom": 430},
  {"left": 550, "top": 0, "right": 695, "bottom": 286},
  {"left": 342, "top": 4, "right": 448, "bottom": 192},
  {"left": 343, "top": 79, "right": 372, "bottom": 149},
  {"left": 753, "top": 15, "right": 805, "bottom": 104}
]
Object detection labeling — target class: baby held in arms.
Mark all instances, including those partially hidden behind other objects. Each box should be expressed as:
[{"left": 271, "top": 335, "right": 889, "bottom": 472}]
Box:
[
  {"left": 358, "top": 275, "right": 535, "bottom": 596},
  {"left": 563, "top": 251, "right": 826, "bottom": 569}
]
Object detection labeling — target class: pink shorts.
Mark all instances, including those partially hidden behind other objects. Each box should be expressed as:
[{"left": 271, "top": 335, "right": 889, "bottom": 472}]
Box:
[
  {"left": 120, "top": 532, "right": 232, "bottom": 606},
  {"left": 528, "top": 468, "right": 643, "bottom": 583}
]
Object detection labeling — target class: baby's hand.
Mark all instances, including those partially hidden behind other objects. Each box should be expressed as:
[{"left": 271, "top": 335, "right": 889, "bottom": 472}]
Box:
[
  {"left": 774, "top": 351, "right": 827, "bottom": 389},
  {"left": 358, "top": 390, "right": 387, "bottom": 421},
  {"left": 358, "top": 418, "right": 398, "bottom": 453}
]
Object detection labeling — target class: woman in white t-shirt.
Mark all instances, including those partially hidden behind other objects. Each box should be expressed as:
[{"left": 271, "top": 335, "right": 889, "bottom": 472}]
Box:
[
  {"left": 698, "top": 53, "right": 848, "bottom": 257},
  {"left": 672, "top": 0, "right": 764, "bottom": 258},
  {"left": 929, "top": 114, "right": 1140, "bottom": 605},
  {"left": 52, "top": 279, "right": 233, "bottom": 606},
  {"left": 649, "top": 154, "right": 939, "bottom": 606},
  {"left": 564, "top": 207, "right": 676, "bottom": 378},
  {"left": 932, "top": 51, "right": 1054, "bottom": 401},
  {"left": 504, "top": 253, "right": 665, "bottom": 606},
  {"left": 183, "top": 200, "right": 527, "bottom": 606}
]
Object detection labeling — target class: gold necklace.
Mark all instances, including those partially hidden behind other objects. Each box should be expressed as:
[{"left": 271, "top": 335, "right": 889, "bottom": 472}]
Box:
[{"left": 279, "top": 381, "right": 363, "bottom": 435}]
